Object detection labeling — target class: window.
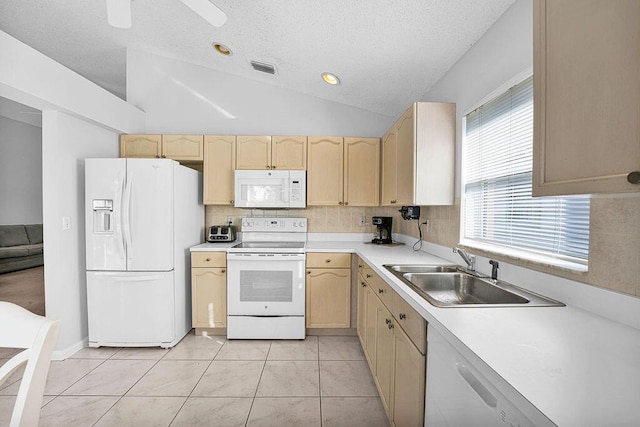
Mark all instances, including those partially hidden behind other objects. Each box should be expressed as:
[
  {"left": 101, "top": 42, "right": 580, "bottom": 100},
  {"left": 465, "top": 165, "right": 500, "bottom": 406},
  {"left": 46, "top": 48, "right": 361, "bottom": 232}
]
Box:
[{"left": 462, "top": 75, "right": 590, "bottom": 267}]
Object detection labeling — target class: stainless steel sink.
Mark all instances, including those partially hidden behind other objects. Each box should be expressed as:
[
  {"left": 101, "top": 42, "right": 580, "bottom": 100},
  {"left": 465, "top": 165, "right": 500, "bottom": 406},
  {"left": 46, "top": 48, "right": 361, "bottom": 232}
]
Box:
[
  {"left": 383, "top": 265, "right": 564, "bottom": 308},
  {"left": 386, "top": 264, "right": 460, "bottom": 274}
]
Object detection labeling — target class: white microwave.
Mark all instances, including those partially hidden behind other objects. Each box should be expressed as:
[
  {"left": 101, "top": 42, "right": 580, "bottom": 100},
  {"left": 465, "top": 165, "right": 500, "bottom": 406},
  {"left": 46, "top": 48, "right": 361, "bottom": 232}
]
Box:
[{"left": 234, "top": 170, "right": 306, "bottom": 209}]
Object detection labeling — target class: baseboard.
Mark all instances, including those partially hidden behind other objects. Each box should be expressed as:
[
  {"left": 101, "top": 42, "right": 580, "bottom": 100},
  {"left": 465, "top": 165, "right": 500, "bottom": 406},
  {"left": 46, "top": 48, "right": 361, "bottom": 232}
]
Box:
[
  {"left": 194, "top": 327, "right": 227, "bottom": 336},
  {"left": 52, "top": 337, "right": 87, "bottom": 360}
]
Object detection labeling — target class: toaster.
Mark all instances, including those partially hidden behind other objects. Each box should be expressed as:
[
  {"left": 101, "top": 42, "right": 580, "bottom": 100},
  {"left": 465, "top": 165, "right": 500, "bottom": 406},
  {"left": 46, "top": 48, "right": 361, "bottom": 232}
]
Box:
[{"left": 207, "top": 225, "right": 236, "bottom": 242}]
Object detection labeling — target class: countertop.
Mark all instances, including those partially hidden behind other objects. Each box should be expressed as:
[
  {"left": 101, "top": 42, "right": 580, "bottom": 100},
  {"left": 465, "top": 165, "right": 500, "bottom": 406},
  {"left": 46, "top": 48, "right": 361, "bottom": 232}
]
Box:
[{"left": 191, "top": 239, "right": 640, "bottom": 426}]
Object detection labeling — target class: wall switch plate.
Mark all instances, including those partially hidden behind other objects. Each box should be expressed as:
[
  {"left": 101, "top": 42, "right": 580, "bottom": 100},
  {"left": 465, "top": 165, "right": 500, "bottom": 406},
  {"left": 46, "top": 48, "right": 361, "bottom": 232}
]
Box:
[{"left": 62, "top": 216, "right": 71, "bottom": 230}]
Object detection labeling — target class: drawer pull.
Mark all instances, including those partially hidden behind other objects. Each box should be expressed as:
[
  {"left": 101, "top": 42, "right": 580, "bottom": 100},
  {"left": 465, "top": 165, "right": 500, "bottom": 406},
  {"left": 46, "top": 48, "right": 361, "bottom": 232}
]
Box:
[
  {"left": 399, "top": 313, "right": 406, "bottom": 320},
  {"left": 205, "top": 258, "right": 210, "bottom": 262},
  {"left": 325, "top": 259, "right": 331, "bottom": 263},
  {"left": 385, "top": 318, "right": 391, "bottom": 325},
  {"left": 366, "top": 274, "right": 372, "bottom": 278},
  {"left": 361, "top": 282, "right": 367, "bottom": 287},
  {"left": 307, "top": 271, "right": 311, "bottom": 275},
  {"left": 378, "top": 289, "right": 384, "bottom": 294},
  {"left": 388, "top": 322, "right": 394, "bottom": 330},
  {"left": 221, "top": 269, "right": 225, "bottom": 273}
]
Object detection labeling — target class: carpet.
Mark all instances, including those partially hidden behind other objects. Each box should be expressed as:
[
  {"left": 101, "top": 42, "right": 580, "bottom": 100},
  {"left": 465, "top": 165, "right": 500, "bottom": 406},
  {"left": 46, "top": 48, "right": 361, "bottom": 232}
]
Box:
[{"left": 0, "top": 265, "right": 45, "bottom": 316}]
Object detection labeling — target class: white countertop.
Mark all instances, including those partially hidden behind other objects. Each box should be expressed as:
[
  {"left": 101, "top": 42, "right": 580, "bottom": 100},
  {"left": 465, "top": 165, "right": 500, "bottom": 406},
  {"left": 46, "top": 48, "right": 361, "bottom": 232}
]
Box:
[{"left": 191, "top": 238, "right": 640, "bottom": 426}]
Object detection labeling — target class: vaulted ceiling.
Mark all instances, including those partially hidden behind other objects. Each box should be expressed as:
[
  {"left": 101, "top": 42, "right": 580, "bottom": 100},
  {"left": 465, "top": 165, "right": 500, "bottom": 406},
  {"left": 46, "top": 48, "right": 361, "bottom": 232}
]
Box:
[{"left": 0, "top": 0, "right": 516, "bottom": 118}]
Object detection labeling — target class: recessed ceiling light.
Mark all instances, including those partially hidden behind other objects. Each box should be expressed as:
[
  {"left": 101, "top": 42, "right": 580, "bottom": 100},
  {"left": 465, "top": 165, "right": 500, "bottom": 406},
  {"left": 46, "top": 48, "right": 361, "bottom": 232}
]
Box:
[
  {"left": 321, "top": 72, "right": 340, "bottom": 85},
  {"left": 212, "top": 43, "right": 232, "bottom": 56}
]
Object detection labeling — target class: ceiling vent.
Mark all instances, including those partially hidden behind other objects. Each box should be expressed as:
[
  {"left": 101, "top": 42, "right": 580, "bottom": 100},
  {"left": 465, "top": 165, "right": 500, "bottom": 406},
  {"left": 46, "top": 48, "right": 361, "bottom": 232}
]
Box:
[{"left": 250, "top": 61, "right": 276, "bottom": 75}]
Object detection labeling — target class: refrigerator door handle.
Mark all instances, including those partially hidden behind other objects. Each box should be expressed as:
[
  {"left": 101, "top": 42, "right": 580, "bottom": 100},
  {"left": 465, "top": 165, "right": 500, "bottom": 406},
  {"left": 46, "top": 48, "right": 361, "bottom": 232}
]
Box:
[
  {"left": 118, "top": 175, "right": 127, "bottom": 257},
  {"left": 123, "top": 176, "right": 134, "bottom": 259}
]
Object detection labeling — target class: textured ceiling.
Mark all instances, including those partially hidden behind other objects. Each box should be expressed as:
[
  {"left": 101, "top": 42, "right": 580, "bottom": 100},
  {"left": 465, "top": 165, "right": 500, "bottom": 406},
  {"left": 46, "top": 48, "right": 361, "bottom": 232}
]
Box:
[{"left": 0, "top": 0, "right": 516, "bottom": 118}]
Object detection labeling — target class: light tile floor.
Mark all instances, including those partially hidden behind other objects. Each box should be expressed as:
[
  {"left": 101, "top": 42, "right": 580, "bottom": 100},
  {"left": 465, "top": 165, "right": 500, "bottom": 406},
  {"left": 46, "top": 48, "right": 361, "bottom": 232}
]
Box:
[{"left": 0, "top": 334, "right": 389, "bottom": 427}]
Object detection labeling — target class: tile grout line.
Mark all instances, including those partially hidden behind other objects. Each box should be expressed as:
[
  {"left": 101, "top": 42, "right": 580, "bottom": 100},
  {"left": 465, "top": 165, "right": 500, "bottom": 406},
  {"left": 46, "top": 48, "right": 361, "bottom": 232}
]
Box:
[
  {"left": 166, "top": 336, "right": 226, "bottom": 426},
  {"left": 318, "top": 336, "right": 324, "bottom": 426},
  {"left": 88, "top": 348, "right": 168, "bottom": 427},
  {"left": 244, "top": 340, "right": 272, "bottom": 426}
]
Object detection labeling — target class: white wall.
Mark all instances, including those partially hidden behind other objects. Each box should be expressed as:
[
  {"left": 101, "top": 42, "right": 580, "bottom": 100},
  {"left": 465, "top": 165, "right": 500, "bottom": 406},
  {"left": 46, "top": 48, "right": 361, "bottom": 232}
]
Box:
[
  {"left": 0, "top": 30, "right": 145, "bottom": 134},
  {"left": 127, "top": 50, "right": 393, "bottom": 137},
  {"left": 0, "top": 116, "right": 42, "bottom": 224},
  {"left": 42, "top": 111, "right": 119, "bottom": 356},
  {"left": 422, "top": 0, "right": 533, "bottom": 196}
]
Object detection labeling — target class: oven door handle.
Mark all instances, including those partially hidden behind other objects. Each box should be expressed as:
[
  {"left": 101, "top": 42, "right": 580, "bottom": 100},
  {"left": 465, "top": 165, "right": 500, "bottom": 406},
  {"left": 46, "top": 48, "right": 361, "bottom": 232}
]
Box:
[{"left": 227, "top": 253, "right": 306, "bottom": 260}]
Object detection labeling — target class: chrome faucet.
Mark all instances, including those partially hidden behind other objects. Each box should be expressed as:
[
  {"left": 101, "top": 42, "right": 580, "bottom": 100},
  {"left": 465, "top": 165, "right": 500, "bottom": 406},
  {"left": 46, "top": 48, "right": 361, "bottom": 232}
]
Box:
[{"left": 453, "top": 247, "right": 476, "bottom": 271}]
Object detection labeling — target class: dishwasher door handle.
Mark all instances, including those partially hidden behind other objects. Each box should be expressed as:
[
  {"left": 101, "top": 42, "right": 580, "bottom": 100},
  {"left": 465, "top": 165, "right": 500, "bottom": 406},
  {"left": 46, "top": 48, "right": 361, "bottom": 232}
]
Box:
[{"left": 456, "top": 363, "right": 498, "bottom": 408}]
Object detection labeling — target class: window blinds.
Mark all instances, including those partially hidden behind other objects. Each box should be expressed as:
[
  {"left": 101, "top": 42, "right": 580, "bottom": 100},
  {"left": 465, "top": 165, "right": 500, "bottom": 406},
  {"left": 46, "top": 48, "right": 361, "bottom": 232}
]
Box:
[{"left": 463, "top": 76, "right": 590, "bottom": 263}]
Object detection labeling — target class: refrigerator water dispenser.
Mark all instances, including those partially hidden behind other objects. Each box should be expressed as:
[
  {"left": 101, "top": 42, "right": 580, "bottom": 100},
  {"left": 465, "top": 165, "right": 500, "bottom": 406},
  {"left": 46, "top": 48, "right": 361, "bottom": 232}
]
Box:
[{"left": 92, "top": 199, "right": 113, "bottom": 233}]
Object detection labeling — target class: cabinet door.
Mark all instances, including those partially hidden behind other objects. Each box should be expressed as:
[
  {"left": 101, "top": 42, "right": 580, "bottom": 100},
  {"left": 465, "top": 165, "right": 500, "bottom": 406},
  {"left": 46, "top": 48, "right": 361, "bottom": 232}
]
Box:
[
  {"left": 305, "top": 268, "right": 351, "bottom": 328},
  {"left": 344, "top": 137, "right": 380, "bottom": 206},
  {"left": 236, "top": 136, "right": 271, "bottom": 169},
  {"left": 162, "top": 135, "right": 204, "bottom": 161},
  {"left": 364, "top": 286, "right": 378, "bottom": 367},
  {"left": 393, "top": 325, "right": 425, "bottom": 427},
  {"left": 191, "top": 267, "right": 227, "bottom": 328},
  {"left": 392, "top": 292, "right": 426, "bottom": 355},
  {"left": 356, "top": 274, "right": 368, "bottom": 348},
  {"left": 120, "top": 135, "right": 162, "bottom": 158},
  {"left": 381, "top": 129, "right": 398, "bottom": 205},
  {"left": 396, "top": 106, "right": 415, "bottom": 205},
  {"left": 375, "top": 299, "right": 395, "bottom": 418},
  {"left": 204, "top": 135, "right": 236, "bottom": 205},
  {"left": 307, "top": 136, "right": 344, "bottom": 205},
  {"left": 272, "top": 135, "right": 307, "bottom": 170},
  {"left": 533, "top": 0, "right": 640, "bottom": 195}
]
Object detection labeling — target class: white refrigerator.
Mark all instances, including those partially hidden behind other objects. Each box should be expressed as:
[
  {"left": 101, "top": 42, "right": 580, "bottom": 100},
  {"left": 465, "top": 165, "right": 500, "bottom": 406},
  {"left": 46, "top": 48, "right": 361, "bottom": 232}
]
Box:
[{"left": 85, "top": 158, "right": 203, "bottom": 348}]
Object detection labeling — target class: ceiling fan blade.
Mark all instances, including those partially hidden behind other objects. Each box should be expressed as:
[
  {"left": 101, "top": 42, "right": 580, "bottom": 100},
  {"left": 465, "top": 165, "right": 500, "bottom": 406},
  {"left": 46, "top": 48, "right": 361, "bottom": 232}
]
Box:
[
  {"left": 181, "top": 0, "right": 227, "bottom": 27},
  {"left": 106, "top": 0, "right": 132, "bottom": 29}
]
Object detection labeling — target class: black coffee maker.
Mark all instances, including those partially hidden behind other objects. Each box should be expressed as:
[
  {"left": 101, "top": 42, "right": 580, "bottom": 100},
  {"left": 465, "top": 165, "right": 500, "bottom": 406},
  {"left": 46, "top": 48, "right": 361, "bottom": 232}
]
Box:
[{"left": 372, "top": 216, "right": 393, "bottom": 244}]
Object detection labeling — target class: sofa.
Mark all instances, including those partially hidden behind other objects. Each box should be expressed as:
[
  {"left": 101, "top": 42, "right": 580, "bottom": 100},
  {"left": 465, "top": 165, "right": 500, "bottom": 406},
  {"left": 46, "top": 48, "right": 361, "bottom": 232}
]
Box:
[{"left": 0, "top": 224, "right": 44, "bottom": 274}]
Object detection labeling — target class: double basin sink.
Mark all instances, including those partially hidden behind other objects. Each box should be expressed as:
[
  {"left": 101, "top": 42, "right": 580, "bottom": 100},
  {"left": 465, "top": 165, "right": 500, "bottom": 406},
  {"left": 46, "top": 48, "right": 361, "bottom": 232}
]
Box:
[{"left": 384, "top": 264, "right": 564, "bottom": 308}]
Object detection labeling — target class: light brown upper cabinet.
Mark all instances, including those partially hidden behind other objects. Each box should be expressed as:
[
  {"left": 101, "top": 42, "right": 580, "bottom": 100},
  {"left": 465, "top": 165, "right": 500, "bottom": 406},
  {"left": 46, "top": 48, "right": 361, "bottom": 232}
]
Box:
[
  {"left": 120, "top": 134, "right": 204, "bottom": 162},
  {"left": 162, "top": 135, "right": 204, "bottom": 161},
  {"left": 344, "top": 137, "right": 380, "bottom": 206},
  {"left": 120, "top": 135, "right": 162, "bottom": 158},
  {"left": 533, "top": 0, "right": 640, "bottom": 196},
  {"left": 308, "top": 136, "right": 381, "bottom": 206},
  {"left": 307, "top": 136, "right": 344, "bottom": 205},
  {"left": 236, "top": 135, "right": 307, "bottom": 170},
  {"left": 381, "top": 102, "right": 455, "bottom": 206},
  {"left": 272, "top": 135, "right": 307, "bottom": 170},
  {"left": 203, "top": 135, "right": 236, "bottom": 205},
  {"left": 236, "top": 136, "right": 272, "bottom": 169}
]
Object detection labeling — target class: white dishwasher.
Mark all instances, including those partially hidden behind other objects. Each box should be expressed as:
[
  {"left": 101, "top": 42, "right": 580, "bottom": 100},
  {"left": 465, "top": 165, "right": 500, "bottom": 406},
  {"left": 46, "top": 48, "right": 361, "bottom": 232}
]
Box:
[{"left": 425, "top": 325, "right": 553, "bottom": 427}]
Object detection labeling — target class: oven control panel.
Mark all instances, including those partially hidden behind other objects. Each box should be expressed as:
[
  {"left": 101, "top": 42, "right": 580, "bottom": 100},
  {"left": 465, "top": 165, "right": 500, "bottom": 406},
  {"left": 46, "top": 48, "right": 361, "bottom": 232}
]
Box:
[{"left": 241, "top": 217, "right": 307, "bottom": 232}]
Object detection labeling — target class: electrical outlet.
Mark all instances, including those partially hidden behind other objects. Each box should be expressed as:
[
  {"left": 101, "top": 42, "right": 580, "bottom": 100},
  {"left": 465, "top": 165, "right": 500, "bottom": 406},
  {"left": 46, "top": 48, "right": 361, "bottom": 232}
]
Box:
[
  {"left": 62, "top": 217, "right": 71, "bottom": 230},
  {"left": 227, "top": 216, "right": 233, "bottom": 225},
  {"left": 358, "top": 216, "right": 366, "bottom": 227},
  {"left": 423, "top": 219, "right": 429, "bottom": 232}
]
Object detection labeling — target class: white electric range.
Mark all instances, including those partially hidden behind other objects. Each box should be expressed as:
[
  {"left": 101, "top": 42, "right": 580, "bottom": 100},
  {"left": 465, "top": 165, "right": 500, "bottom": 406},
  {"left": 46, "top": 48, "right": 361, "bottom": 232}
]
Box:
[{"left": 226, "top": 217, "right": 307, "bottom": 339}]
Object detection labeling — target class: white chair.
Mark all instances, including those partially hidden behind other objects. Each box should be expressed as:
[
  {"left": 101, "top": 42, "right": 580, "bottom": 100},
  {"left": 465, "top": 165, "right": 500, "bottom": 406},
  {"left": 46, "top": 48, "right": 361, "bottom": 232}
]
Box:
[{"left": 0, "top": 302, "right": 60, "bottom": 427}]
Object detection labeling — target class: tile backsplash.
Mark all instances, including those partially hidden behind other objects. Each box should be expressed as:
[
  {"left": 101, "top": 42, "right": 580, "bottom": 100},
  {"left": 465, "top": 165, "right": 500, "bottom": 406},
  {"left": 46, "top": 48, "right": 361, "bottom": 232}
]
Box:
[{"left": 205, "top": 196, "right": 640, "bottom": 298}]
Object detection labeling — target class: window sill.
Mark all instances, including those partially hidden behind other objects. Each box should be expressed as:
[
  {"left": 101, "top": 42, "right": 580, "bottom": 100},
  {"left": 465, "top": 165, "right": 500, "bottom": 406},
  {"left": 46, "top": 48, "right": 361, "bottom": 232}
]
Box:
[{"left": 459, "top": 239, "right": 588, "bottom": 274}]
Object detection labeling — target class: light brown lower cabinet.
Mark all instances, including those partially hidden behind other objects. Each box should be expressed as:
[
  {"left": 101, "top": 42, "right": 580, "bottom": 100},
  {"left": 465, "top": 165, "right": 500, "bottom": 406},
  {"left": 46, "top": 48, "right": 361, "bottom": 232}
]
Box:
[
  {"left": 375, "top": 298, "right": 395, "bottom": 417},
  {"left": 356, "top": 258, "right": 427, "bottom": 427},
  {"left": 305, "top": 253, "right": 351, "bottom": 328},
  {"left": 191, "top": 252, "right": 226, "bottom": 328}
]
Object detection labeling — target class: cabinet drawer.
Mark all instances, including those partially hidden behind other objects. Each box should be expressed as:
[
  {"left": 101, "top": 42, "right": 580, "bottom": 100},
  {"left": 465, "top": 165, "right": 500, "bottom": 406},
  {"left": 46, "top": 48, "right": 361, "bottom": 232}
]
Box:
[
  {"left": 306, "top": 252, "right": 351, "bottom": 268},
  {"left": 368, "top": 271, "right": 393, "bottom": 310},
  {"left": 191, "top": 252, "right": 226, "bottom": 268},
  {"left": 393, "top": 292, "right": 426, "bottom": 355}
]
